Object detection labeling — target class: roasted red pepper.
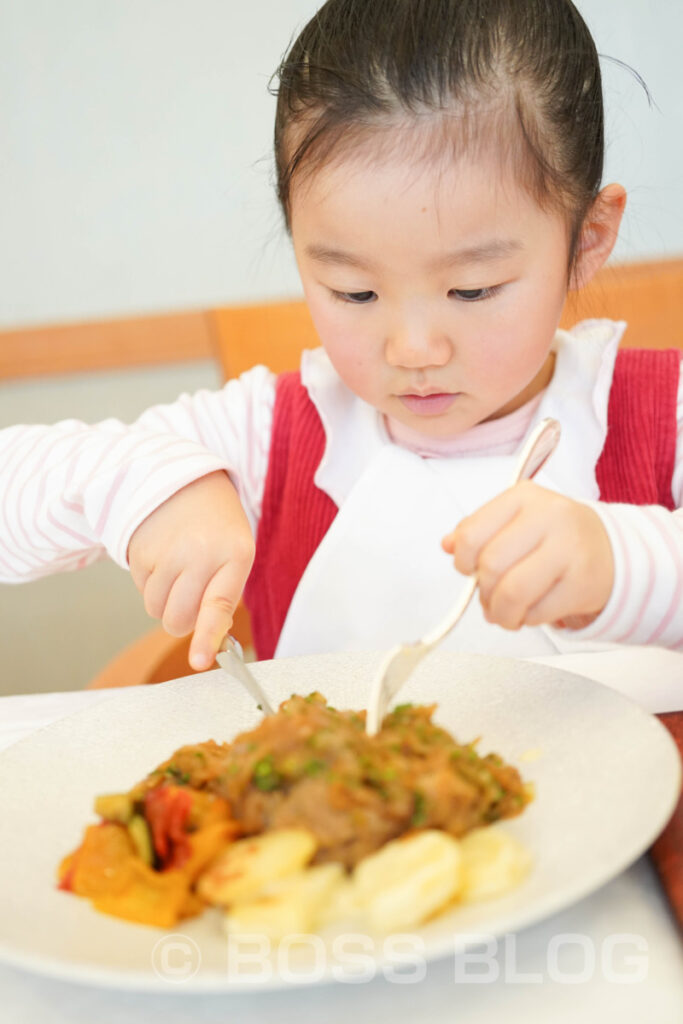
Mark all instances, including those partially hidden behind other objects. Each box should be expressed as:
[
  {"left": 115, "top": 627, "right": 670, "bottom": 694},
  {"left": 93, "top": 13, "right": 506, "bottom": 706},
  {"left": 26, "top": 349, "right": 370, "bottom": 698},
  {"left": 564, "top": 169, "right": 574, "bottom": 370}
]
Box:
[{"left": 144, "top": 785, "right": 193, "bottom": 870}]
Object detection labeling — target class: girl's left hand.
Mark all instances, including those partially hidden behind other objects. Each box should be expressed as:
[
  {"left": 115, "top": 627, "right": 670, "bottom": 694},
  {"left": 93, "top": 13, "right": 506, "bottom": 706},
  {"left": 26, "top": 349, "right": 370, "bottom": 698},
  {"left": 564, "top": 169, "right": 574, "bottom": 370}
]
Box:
[{"left": 441, "top": 481, "right": 614, "bottom": 631}]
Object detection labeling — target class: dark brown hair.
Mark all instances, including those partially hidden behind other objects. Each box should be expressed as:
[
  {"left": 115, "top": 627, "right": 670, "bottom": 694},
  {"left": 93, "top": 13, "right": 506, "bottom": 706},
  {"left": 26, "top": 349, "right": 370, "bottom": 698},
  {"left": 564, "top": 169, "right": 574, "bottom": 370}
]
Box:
[{"left": 272, "top": 0, "right": 606, "bottom": 269}]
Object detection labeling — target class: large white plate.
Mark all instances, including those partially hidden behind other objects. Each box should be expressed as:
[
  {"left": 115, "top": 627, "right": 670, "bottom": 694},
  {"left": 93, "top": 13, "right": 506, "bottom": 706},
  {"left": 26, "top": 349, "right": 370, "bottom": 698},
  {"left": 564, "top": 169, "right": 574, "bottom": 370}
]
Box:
[{"left": 0, "top": 651, "right": 679, "bottom": 993}]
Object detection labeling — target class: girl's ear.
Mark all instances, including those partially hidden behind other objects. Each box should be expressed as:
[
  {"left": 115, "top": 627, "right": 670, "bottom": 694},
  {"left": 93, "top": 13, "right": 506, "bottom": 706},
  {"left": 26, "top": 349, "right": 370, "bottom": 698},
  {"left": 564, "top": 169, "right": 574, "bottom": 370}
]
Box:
[{"left": 570, "top": 183, "right": 627, "bottom": 291}]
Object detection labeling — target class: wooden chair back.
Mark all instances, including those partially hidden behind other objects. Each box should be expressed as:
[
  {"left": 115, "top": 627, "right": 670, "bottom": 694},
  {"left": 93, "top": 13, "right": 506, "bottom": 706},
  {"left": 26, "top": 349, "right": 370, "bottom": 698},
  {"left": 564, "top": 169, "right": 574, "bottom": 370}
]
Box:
[
  {"left": 560, "top": 259, "right": 683, "bottom": 348},
  {"left": 88, "top": 598, "right": 254, "bottom": 689},
  {"left": 208, "top": 299, "right": 320, "bottom": 378}
]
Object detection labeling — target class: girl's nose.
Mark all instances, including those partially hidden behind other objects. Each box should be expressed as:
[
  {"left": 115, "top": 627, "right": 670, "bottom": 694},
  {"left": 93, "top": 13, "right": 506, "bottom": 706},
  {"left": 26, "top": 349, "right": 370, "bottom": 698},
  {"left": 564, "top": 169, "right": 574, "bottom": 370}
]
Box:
[{"left": 384, "top": 322, "right": 452, "bottom": 369}]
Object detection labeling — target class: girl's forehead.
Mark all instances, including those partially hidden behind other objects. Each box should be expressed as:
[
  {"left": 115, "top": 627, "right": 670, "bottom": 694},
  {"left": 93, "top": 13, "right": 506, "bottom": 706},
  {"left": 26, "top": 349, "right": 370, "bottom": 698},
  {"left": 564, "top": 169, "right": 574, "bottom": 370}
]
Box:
[
  {"left": 290, "top": 146, "right": 558, "bottom": 246},
  {"left": 288, "top": 102, "right": 552, "bottom": 219}
]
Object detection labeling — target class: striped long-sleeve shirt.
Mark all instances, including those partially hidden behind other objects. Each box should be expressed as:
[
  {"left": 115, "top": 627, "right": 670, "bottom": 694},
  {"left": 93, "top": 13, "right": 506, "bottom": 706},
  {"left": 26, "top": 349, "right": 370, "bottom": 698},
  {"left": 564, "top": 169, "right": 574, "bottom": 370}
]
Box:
[{"left": 1, "top": 344, "right": 682, "bottom": 650}]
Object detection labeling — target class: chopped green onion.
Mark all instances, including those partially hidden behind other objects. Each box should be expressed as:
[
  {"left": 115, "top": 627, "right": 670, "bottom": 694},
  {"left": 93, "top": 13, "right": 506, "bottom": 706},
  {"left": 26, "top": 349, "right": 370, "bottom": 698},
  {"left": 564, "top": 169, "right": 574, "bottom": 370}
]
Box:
[
  {"left": 411, "top": 791, "right": 428, "bottom": 827},
  {"left": 252, "top": 756, "right": 282, "bottom": 792}
]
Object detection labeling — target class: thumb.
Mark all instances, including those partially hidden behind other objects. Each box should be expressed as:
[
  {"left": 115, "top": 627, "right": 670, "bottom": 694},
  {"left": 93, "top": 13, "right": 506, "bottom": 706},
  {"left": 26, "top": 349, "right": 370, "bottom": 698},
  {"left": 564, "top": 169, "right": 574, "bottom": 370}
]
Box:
[{"left": 441, "top": 529, "right": 456, "bottom": 554}]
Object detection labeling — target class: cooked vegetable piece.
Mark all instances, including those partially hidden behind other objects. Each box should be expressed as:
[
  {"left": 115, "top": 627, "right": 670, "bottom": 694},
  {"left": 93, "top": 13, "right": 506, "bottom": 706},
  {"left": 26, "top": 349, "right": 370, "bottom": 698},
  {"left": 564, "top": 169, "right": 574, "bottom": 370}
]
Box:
[
  {"left": 57, "top": 798, "right": 240, "bottom": 927},
  {"left": 197, "top": 828, "right": 317, "bottom": 907},
  {"left": 93, "top": 793, "right": 133, "bottom": 824},
  {"left": 458, "top": 826, "right": 532, "bottom": 902},
  {"left": 127, "top": 815, "right": 154, "bottom": 866},
  {"left": 144, "top": 785, "right": 193, "bottom": 869},
  {"left": 223, "top": 863, "right": 345, "bottom": 939},
  {"left": 351, "top": 830, "right": 463, "bottom": 932}
]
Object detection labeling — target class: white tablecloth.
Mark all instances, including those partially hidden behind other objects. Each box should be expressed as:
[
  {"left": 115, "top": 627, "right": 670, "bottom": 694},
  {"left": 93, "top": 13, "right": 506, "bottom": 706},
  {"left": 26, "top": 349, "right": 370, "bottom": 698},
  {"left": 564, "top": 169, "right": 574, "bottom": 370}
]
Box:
[{"left": 1, "top": 665, "right": 682, "bottom": 1024}]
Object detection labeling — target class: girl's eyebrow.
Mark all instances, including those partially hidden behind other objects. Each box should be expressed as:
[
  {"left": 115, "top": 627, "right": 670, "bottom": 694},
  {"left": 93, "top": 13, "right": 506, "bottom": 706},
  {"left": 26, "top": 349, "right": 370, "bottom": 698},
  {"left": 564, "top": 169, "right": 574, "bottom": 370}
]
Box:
[
  {"left": 433, "top": 239, "right": 524, "bottom": 268},
  {"left": 304, "top": 239, "right": 523, "bottom": 272}
]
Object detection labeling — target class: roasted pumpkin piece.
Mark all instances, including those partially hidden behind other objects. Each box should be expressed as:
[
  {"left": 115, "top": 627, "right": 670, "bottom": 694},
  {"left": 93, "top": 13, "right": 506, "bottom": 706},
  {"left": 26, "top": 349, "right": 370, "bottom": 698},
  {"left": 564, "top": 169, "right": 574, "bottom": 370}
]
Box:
[
  {"left": 58, "top": 823, "right": 136, "bottom": 898},
  {"left": 92, "top": 858, "right": 191, "bottom": 929},
  {"left": 57, "top": 803, "right": 241, "bottom": 927}
]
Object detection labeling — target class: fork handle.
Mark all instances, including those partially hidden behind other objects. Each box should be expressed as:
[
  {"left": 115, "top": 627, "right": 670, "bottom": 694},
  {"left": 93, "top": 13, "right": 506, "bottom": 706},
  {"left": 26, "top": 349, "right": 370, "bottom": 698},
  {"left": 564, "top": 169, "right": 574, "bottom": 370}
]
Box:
[{"left": 421, "top": 575, "right": 479, "bottom": 648}]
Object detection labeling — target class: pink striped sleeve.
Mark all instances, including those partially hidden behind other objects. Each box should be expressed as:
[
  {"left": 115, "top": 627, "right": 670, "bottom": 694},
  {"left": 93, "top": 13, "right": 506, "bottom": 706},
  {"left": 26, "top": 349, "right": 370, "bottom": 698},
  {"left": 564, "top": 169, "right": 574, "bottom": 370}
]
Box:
[
  {"left": 0, "top": 366, "right": 277, "bottom": 581},
  {"left": 130, "top": 365, "right": 276, "bottom": 535},
  {"left": 576, "top": 503, "right": 683, "bottom": 650},
  {"left": 565, "top": 373, "right": 683, "bottom": 651}
]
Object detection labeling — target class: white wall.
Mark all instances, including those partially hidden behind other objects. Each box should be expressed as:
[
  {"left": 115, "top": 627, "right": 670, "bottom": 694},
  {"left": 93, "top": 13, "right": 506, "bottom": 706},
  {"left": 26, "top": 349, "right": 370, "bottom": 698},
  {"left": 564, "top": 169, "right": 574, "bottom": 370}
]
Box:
[
  {"left": 1, "top": 0, "right": 682, "bottom": 694},
  {"left": 0, "top": 0, "right": 320, "bottom": 328},
  {"left": 579, "top": 0, "right": 683, "bottom": 259},
  {"left": 0, "top": 0, "right": 682, "bottom": 331}
]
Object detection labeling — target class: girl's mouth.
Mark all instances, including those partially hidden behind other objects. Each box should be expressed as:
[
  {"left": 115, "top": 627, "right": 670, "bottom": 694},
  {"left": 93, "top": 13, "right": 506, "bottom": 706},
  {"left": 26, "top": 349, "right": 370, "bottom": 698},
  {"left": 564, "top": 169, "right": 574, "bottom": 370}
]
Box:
[{"left": 397, "top": 393, "right": 458, "bottom": 416}]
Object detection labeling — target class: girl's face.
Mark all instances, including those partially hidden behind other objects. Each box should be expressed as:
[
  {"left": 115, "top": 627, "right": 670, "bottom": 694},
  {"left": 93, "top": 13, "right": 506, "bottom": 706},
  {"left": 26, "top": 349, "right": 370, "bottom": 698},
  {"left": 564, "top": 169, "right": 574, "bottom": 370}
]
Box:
[{"left": 290, "top": 143, "right": 572, "bottom": 438}]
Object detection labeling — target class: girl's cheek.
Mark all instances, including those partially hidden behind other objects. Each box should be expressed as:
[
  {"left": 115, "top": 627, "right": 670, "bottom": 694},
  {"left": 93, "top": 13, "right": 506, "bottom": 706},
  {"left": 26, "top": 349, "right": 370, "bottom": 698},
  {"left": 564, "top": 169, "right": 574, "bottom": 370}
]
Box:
[
  {"left": 336, "top": 354, "right": 376, "bottom": 398},
  {"left": 316, "top": 328, "right": 369, "bottom": 388}
]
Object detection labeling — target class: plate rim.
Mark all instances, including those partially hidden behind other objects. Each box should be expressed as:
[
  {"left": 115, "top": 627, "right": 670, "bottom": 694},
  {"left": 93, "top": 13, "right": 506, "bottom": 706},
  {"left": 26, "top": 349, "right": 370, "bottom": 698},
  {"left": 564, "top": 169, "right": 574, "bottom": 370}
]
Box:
[{"left": 0, "top": 651, "right": 680, "bottom": 993}]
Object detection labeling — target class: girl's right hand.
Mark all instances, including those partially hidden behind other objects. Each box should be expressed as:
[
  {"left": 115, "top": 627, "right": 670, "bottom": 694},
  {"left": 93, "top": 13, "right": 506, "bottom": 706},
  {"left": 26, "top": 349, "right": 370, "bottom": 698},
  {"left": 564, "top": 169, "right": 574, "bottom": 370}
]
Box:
[{"left": 127, "top": 471, "right": 255, "bottom": 671}]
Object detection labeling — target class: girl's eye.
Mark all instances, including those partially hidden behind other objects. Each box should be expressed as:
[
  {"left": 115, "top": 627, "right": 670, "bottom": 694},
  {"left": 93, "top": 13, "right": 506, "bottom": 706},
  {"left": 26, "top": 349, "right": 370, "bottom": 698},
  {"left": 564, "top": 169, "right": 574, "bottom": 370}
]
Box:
[
  {"left": 331, "top": 290, "right": 377, "bottom": 304},
  {"left": 449, "top": 285, "right": 502, "bottom": 302}
]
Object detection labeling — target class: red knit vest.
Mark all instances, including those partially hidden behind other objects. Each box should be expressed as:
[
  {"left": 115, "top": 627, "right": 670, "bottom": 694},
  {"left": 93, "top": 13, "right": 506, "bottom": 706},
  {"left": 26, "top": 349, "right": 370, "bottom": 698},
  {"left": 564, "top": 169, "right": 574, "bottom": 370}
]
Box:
[{"left": 244, "top": 348, "right": 681, "bottom": 660}]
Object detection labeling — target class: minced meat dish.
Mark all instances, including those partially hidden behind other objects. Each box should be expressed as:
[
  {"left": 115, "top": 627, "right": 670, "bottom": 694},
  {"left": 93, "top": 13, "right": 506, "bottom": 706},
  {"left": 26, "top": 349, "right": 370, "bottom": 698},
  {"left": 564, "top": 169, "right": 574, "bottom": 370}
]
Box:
[{"left": 131, "top": 692, "right": 531, "bottom": 869}]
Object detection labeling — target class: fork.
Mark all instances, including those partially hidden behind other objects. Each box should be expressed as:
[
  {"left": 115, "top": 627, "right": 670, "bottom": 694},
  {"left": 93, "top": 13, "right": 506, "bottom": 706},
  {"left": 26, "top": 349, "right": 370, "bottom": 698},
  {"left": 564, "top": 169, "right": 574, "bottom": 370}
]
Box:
[
  {"left": 215, "top": 635, "right": 277, "bottom": 717},
  {"left": 365, "top": 417, "right": 562, "bottom": 735}
]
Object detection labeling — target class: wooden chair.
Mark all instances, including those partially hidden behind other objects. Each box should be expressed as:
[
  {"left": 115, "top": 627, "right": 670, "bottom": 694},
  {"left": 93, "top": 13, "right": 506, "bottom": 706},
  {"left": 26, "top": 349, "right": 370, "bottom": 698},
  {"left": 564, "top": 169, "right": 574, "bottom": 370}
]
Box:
[
  {"left": 87, "top": 257, "right": 682, "bottom": 688},
  {"left": 88, "top": 602, "right": 254, "bottom": 689},
  {"left": 560, "top": 258, "right": 683, "bottom": 348},
  {"left": 209, "top": 299, "right": 319, "bottom": 378}
]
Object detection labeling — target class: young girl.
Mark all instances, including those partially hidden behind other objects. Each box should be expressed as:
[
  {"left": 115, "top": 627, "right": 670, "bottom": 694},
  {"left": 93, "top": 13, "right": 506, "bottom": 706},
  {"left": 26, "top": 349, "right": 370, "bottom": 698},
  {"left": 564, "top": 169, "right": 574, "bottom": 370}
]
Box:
[{"left": 1, "top": 0, "right": 682, "bottom": 674}]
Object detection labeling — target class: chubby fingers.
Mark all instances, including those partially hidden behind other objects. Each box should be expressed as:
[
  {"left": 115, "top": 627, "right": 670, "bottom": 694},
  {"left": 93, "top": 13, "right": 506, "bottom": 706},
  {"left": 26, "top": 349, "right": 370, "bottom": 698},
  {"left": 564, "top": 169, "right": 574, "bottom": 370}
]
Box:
[
  {"left": 189, "top": 548, "right": 255, "bottom": 671},
  {"left": 442, "top": 482, "right": 614, "bottom": 631},
  {"left": 443, "top": 489, "right": 547, "bottom": 629},
  {"left": 479, "top": 537, "right": 559, "bottom": 629},
  {"left": 442, "top": 485, "right": 529, "bottom": 576},
  {"left": 136, "top": 559, "right": 215, "bottom": 638},
  {"left": 162, "top": 569, "right": 213, "bottom": 637},
  {"left": 443, "top": 488, "right": 555, "bottom": 629},
  {"left": 132, "top": 543, "right": 254, "bottom": 671}
]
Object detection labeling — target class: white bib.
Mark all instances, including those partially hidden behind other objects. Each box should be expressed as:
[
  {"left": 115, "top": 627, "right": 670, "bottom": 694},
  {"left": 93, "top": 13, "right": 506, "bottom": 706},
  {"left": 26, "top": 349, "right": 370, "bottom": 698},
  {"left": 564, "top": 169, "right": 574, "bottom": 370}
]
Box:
[
  {"left": 271, "top": 322, "right": 683, "bottom": 712},
  {"left": 276, "top": 443, "right": 567, "bottom": 658}
]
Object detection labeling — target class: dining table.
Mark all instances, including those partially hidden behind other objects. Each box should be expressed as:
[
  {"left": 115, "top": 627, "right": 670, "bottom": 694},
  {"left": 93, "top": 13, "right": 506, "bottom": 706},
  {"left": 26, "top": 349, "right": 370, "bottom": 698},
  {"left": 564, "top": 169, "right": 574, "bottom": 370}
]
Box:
[{"left": 1, "top": 646, "right": 682, "bottom": 1024}]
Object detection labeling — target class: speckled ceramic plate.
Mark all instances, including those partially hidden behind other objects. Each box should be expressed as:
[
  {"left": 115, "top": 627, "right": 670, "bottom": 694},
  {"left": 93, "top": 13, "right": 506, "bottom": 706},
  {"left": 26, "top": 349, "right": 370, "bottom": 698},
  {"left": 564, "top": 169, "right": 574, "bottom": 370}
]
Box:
[{"left": 0, "top": 651, "right": 679, "bottom": 992}]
